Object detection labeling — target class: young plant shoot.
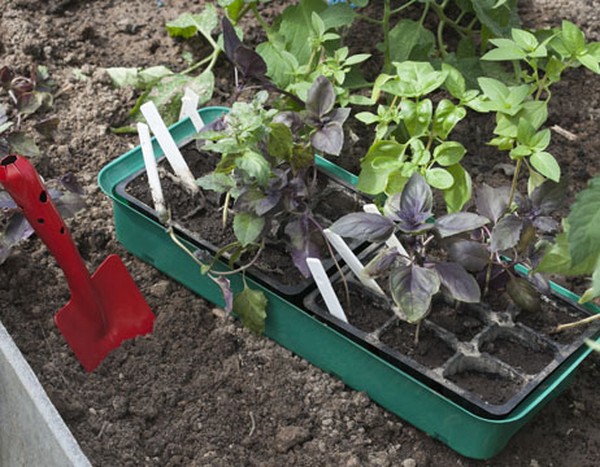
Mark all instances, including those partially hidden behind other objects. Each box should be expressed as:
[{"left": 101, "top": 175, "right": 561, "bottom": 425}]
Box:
[
  {"left": 330, "top": 172, "right": 565, "bottom": 340},
  {"left": 187, "top": 75, "right": 349, "bottom": 334}
]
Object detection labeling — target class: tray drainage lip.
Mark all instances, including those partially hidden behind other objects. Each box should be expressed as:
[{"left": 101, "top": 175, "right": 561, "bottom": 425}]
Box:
[
  {"left": 115, "top": 154, "right": 367, "bottom": 299},
  {"left": 303, "top": 272, "right": 600, "bottom": 419}
]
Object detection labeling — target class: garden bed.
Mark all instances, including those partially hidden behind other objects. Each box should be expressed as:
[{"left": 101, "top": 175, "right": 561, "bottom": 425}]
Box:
[{"left": 1, "top": 0, "right": 600, "bottom": 465}]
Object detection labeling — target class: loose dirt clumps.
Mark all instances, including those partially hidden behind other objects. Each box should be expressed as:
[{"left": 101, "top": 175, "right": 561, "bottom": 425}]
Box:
[{"left": 1, "top": 1, "right": 599, "bottom": 465}]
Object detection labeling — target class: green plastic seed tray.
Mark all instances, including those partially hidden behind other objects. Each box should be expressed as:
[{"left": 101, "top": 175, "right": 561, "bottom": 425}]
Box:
[{"left": 98, "top": 107, "right": 600, "bottom": 460}]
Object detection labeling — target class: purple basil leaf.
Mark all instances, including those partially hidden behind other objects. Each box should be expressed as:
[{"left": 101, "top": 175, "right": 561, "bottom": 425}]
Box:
[
  {"left": 60, "top": 173, "right": 85, "bottom": 195},
  {"left": 273, "top": 111, "right": 303, "bottom": 133},
  {"left": 389, "top": 264, "right": 440, "bottom": 323},
  {"left": 221, "top": 17, "right": 267, "bottom": 80},
  {"left": 400, "top": 172, "right": 433, "bottom": 218},
  {"left": 324, "top": 107, "right": 351, "bottom": 125},
  {"left": 530, "top": 177, "right": 567, "bottom": 214},
  {"left": 0, "top": 191, "right": 17, "bottom": 209},
  {"left": 434, "top": 212, "right": 489, "bottom": 238},
  {"left": 433, "top": 261, "right": 481, "bottom": 303},
  {"left": 396, "top": 211, "right": 433, "bottom": 234},
  {"left": 382, "top": 193, "right": 402, "bottom": 222},
  {"left": 532, "top": 215, "right": 559, "bottom": 233},
  {"left": 329, "top": 212, "right": 395, "bottom": 243},
  {"left": 490, "top": 214, "right": 523, "bottom": 252},
  {"left": 306, "top": 76, "right": 335, "bottom": 119},
  {"left": 234, "top": 46, "right": 268, "bottom": 80},
  {"left": 5, "top": 213, "right": 34, "bottom": 244},
  {"left": 222, "top": 17, "right": 242, "bottom": 63},
  {"left": 54, "top": 192, "right": 86, "bottom": 219},
  {"left": 285, "top": 215, "right": 319, "bottom": 278},
  {"left": 311, "top": 122, "right": 344, "bottom": 156},
  {"left": 475, "top": 184, "right": 510, "bottom": 223},
  {"left": 235, "top": 187, "right": 265, "bottom": 213},
  {"left": 363, "top": 247, "right": 402, "bottom": 278},
  {"left": 210, "top": 275, "right": 234, "bottom": 314},
  {"left": 256, "top": 193, "right": 280, "bottom": 216},
  {"left": 477, "top": 265, "right": 509, "bottom": 292},
  {"left": 446, "top": 239, "right": 489, "bottom": 272}
]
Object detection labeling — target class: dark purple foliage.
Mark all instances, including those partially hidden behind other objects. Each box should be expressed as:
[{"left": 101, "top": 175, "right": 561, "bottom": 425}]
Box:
[
  {"left": 285, "top": 213, "right": 321, "bottom": 278},
  {"left": 385, "top": 173, "right": 433, "bottom": 233},
  {"left": 329, "top": 212, "right": 395, "bottom": 243},
  {"left": 222, "top": 17, "right": 267, "bottom": 81}
]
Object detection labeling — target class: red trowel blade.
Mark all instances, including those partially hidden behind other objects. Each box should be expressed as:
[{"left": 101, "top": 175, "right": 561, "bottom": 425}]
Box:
[{"left": 54, "top": 254, "right": 155, "bottom": 372}]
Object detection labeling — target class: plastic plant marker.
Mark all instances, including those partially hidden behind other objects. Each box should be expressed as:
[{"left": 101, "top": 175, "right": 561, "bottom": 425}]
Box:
[
  {"left": 140, "top": 101, "right": 199, "bottom": 194},
  {"left": 179, "top": 88, "right": 205, "bottom": 132},
  {"left": 0, "top": 155, "right": 155, "bottom": 372},
  {"left": 306, "top": 258, "right": 348, "bottom": 323},
  {"left": 137, "top": 122, "right": 168, "bottom": 223},
  {"left": 363, "top": 204, "right": 408, "bottom": 256},
  {"left": 323, "top": 228, "right": 385, "bottom": 295}
]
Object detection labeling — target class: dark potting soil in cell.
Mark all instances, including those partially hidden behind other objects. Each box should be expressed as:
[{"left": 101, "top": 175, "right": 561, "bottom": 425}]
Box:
[
  {"left": 379, "top": 324, "right": 455, "bottom": 370},
  {"left": 126, "top": 143, "right": 365, "bottom": 288},
  {"left": 426, "top": 302, "right": 485, "bottom": 341},
  {"left": 515, "top": 297, "right": 589, "bottom": 345},
  {"left": 446, "top": 370, "right": 520, "bottom": 406},
  {"left": 323, "top": 282, "right": 392, "bottom": 333},
  {"left": 305, "top": 272, "right": 600, "bottom": 411},
  {"left": 480, "top": 335, "right": 555, "bottom": 375}
]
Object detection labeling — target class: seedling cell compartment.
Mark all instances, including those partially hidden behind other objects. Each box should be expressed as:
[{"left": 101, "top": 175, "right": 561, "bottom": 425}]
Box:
[
  {"left": 114, "top": 138, "right": 367, "bottom": 299},
  {"left": 303, "top": 269, "right": 600, "bottom": 418},
  {"left": 98, "top": 107, "right": 600, "bottom": 460}
]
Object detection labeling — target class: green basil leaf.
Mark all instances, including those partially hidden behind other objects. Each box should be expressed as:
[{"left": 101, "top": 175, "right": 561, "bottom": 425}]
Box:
[
  {"left": 233, "top": 286, "right": 268, "bottom": 335},
  {"left": 233, "top": 212, "right": 265, "bottom": 246}
]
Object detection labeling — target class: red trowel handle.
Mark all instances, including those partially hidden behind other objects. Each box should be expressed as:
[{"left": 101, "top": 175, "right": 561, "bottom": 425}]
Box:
[{"left": 0, "top": 154, "right": 97, "bottom": 311}]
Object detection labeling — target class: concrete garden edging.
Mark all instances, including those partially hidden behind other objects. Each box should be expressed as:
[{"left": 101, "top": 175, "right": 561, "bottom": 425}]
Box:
[{"left": 0, "top": 320, "right": 90, "bottom": 466}]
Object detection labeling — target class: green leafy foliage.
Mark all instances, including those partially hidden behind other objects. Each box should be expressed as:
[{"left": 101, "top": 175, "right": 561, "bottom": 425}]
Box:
[
  {"left": 165, "top": 8, "right": 218, "bottom": 39},
  {"left": 108, "top": 7, "right": 220, "bottom": 132},
  {"left": 478, "top": 23, "right": 599, "bottom": 191},
  {"left": 538, "top": 177, "right": 600, "bottom": 302},
  {"left": 356, "top": 63, "right": 472, "bottom": 212},
  {"left": 251, "top": 0, "right": 367, "bottom": 106},
  {"left": 232, "top": 285, "right": 268, "bottom": 334}
]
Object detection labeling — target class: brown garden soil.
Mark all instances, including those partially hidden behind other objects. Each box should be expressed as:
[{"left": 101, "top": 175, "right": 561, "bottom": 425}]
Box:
[{"left": 1, "top": 0, "right": 600, "bottom": 465}]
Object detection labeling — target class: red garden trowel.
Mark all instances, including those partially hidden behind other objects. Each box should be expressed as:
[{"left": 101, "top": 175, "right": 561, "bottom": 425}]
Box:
[{"left": 0, "top": 154, "right": 155, "bottom": 371}]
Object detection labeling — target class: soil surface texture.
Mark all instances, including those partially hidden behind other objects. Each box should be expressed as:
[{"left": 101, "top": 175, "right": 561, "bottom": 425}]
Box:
[{"left": 1, "top": 1, "right": 600, "bottom": 466}]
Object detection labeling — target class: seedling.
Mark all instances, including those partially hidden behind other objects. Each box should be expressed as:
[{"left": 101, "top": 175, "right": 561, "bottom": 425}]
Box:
[
  {"left": 330, "top": 171, "right": 564, "bottom": 341},
  {"left": 355, "top": 61, "right": 474, "bottom": 212}
]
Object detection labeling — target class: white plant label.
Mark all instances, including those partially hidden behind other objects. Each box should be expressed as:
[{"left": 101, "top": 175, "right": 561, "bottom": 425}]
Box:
[
  {"left": 179, "top": 87, "right": 205, "bottom": 132},
  {"left": 306, "top": 258, "right": 348, "bottom": 323},
  {"left": 140, "top": 101, "right": 199, "bottom": 194},
  {"left": 323, "top": 228, "right": 384, "bottom": 295},
  {"left": 137, "top": 122, "right": 167, "bottom": 222}
]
